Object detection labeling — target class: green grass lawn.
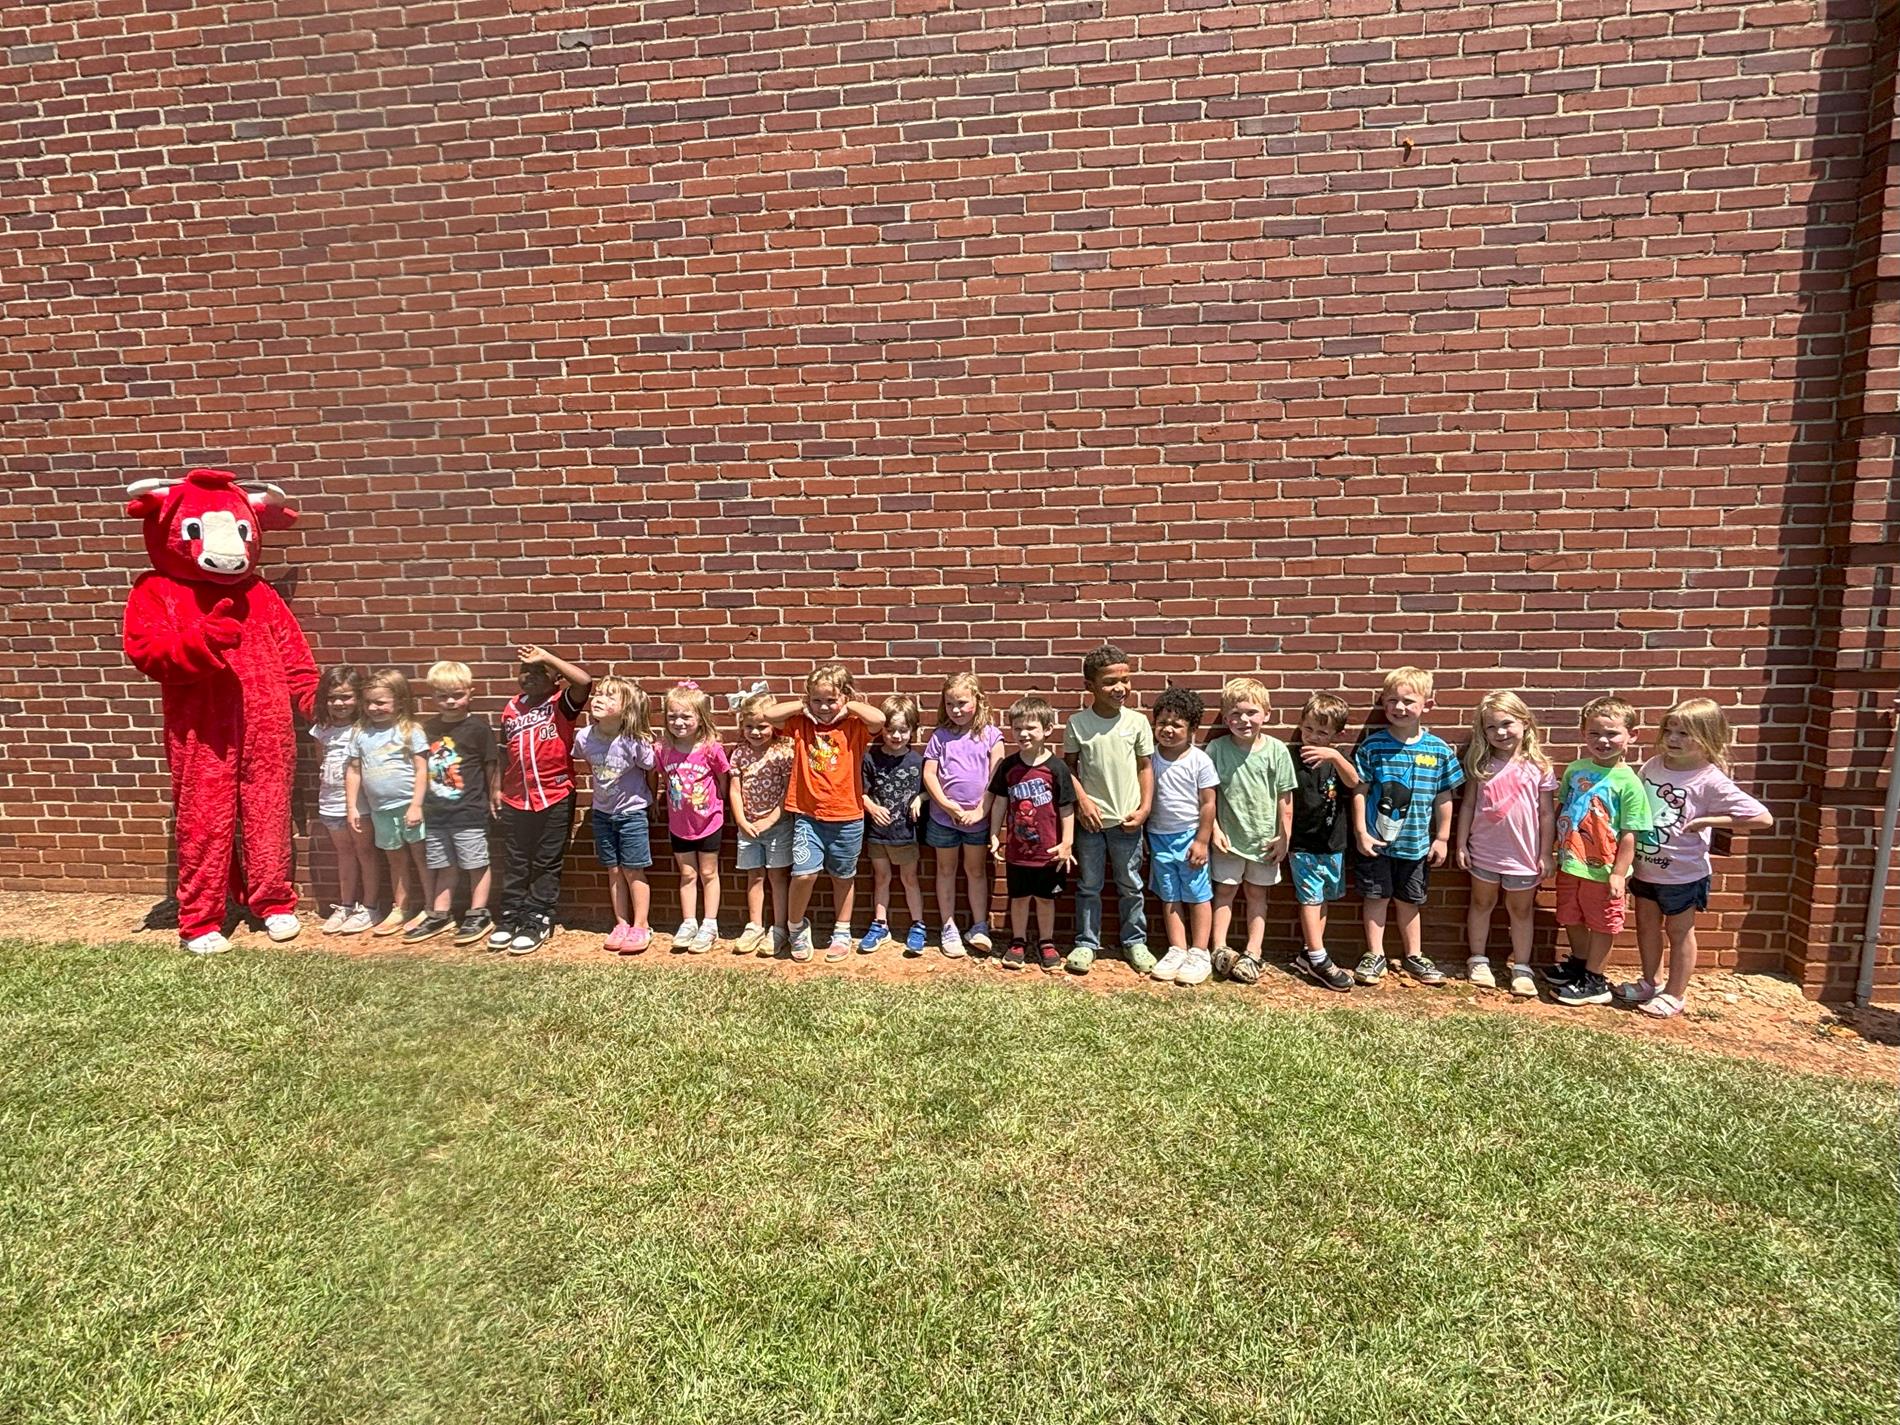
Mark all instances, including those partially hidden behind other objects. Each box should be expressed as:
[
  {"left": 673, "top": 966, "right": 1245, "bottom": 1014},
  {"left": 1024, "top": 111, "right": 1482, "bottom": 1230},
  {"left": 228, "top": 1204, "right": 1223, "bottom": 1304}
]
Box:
[{"left": 0, "top": 942, "right": 1892, "bottom": 1425}]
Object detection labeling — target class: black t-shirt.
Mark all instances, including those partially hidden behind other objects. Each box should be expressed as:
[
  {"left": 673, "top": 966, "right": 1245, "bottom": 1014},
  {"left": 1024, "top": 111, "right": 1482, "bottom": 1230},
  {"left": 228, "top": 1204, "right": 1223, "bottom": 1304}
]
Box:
[
  {"left": 861, "top": 746, "right": 924, "bottom": 845},
  {"left": 987, "top": 753, "right": 1076, "bottom": 867},
  {"left": 1289, "top": 742, "right": 1349, "bottom": 855},
  {"left": 423, "top": 713, "right": 496, "bottom": 824}
]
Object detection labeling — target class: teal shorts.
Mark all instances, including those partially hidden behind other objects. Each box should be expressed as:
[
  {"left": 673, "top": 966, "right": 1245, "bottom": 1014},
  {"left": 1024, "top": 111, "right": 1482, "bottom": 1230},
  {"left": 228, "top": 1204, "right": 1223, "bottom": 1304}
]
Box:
[
  {"left": 370, "top": 805, "right": 425, "bottom": 851},
  {"left": 1289, "top": 851, "right": 1344, "bottom": 906}
]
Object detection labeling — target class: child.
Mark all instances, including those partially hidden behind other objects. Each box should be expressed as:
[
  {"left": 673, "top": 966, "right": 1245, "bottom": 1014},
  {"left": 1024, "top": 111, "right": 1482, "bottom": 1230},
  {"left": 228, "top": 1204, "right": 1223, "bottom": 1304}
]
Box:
[
  {"left": 1455, "top": 691, "right": 1557, "bottom": 998},
  {"left": 861, "top": 694, "right": 929, "bottom": 955},
  {"left": 1146, "top": 687, "right": 1220, "bottom": 987},
  {"left": 764, "top": 664, "right": 887, "bottom": 962},
  {"left": 1548, "top": 696, "right": 1654, "bottom": 1007},
  {"left": 489, "top": 642, "right": 592, "bottom": 955},
  {"left": 1620, "top": 698, "right": 1772, "bottom": 1018},
  {"left": 988, "top": 696, "right": 1077, "bottom": 971},
  {"left": 1283, "top": 692, "right": 1359, "bottom": 992},
  {"left": 1205, "top": 678, "right": 1296, "bottom": 983},
  {"left": 653, "top": 680, "right": 730, "bottom": 955},
  {"left": 343, "top": 667, "right": 430, "bottom": 938},
  {"left": 729, "top": 690, "right": 795, "bottom": 958},
  {"left": 409, "top": 660, "right": 500, "bottom": 946},
  {"left": 311, "top": 665, "right": 380, "bottom": 935},
  {"left": 923, "top": 673, "right": 1005, "bottom": 957},
  {"left": 1063, "top": 644, "right": 1154, "bottom": 975},
  {"left": 574, "top": 675, "right": 657, "bottom": 954},
  {"left": 1349, "top": 667, "right": 1464, "bottom": 986}
]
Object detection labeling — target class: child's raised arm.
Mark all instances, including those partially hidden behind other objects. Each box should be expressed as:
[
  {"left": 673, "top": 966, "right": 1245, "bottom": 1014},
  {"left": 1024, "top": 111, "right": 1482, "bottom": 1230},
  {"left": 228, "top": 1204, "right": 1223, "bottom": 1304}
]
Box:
[
  {"left": 845, "top": 699, "right": 886, "bottom": 734},
  {"left": 518, "top": 644, "right": 592, "bottom": 698},
  {"left": 762, "top": 698, "right": 805, "bottom": 728}
]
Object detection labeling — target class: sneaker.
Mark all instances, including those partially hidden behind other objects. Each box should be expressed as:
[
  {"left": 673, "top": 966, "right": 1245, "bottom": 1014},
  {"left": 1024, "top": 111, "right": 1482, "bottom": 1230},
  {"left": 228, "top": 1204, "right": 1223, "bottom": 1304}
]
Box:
[
  {"left": 1294, "top": 952, "right": 1353, "bottom": 992},
  {"left": 940, "top": 922, "right": 966, "bottom": 959},
  {"left": 403, "top": 912, "right": 455, "bottom": 944},
  {"left": 789, "top": 920, "right": 814, "bottom": 962},
  {"left": 1037, "top": 940, "right": 1061, "bottom": 971},
  {"left": 671, "top": 919, "right": 698, "bottom": 950},
  {"left": 507, "top": 916, "right": 553, "bottom": 956},
  {"left": 858, "top": 920, "right": 890, "bottom": 954},
  {"left": 1175, "top": 946, "right": 1213, "bottom": 987},
  {"left": 1509, "top": 963, "right": 1538, "bottom": 998},
  {"left": 904, "top": 922, "right": 928, "bottom": 956},
  {"left": 604, "top": 922, "right": 630, "bottom": 952},
  {"left": 486, "top": 916, "right": 518, "bottom": 952},
  {"left": 1618, "top": 976, "right": 1659, "bottom": 1005},
  {"left": 1400, "top": 953, "right": 1446, "bottom": 986},
  {"left": 372, "top": 908, "right": 408, "bottom": 937},
  {"left": 1211, "top": 946, "right": 1241, "bottom": 980},
  {"left": 1544, "top": 956, "right": 1586, "bottom": 988},
  {"left": 1354, "top": 951, "right": 1389, "bottom": 985},
  {"left": 1123, "top": 942, "right": 1157, "bottom": 976},
  {"left": 967, "top": 921, "right": 994, "bottom": 953},
  {"left": 320, "top": 904, "right": 350, "bottom": 934},
  {"left": 1002, "top": 939, "right": 1026, "bottom": 970},
  {"left": 690, "top": 922, "right": 717, "bottom": 955},
  {"left": 825, "top": 926, "right": 852, "bottom": 961},
  {"left": 1066, "top": 944, "right": 1096, "bottom": 975},
  {"left": 622, "top": 926, "right": 652, "bottom": 954},
  {"left": 454, "top": 909, "right": 494, "bottom": 946},
  {"left": 1229, "top": 953, "right": 1262, "bottom": 986},
  {"left": 768, "top": 925, "right": 788, "bottom": 958},
  {"left": 339, "top": 904, "right": 375, "bottom": 935},
  {"left": 183, "top": 930, "right": 230, "bottom": 955},
  {"left": 1151, "top": 946, "right": 1190, "bottom": 984},
  {"left": 1467, "top": 956, "right": 1496, "bottom": 989},
  {"left": 736, "top": 923, "right": 769, "bottom": 956},
  {"left": 1555, "top": 970, "right": 1614, "bottom": 1007}
]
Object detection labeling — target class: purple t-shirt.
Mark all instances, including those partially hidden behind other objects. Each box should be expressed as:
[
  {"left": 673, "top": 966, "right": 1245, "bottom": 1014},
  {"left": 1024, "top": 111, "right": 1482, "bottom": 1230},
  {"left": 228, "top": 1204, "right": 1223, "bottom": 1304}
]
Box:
[
  {"left": 924, "top": 723, "right": 1001, "bottom": 827},
  {"left": 1465, "top": 756, "right": 1559, "bottom": 879},
  {"left": 654, "top": 739, "right": 731, "bottom": 840},
  {"left": 1633, "top": 757, "right": 1768, "bottom": 885},
  {"left": 573, "top": 726, "right": 655, "bottom": 818}
]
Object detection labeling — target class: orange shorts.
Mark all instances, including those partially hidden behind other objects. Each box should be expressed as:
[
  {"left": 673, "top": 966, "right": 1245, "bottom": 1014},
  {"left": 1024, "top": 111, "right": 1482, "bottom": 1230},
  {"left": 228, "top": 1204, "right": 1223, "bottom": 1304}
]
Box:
[{"left": 1555, "top": 870, "right": 1624, "bottom": 935}]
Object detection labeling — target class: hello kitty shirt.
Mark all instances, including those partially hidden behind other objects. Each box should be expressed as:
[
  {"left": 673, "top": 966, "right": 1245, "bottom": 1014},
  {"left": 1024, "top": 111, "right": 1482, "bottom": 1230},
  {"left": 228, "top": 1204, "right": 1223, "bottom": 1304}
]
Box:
[{"left": 1632, "top": 757, "right": 1767, "bottom": 886}]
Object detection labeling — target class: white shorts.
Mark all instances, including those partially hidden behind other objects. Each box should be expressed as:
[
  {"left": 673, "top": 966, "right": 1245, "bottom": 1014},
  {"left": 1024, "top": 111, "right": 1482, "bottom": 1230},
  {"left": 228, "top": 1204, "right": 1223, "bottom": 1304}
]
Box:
[{"left": 1211, "top": 849, "right": 1282, "bottom": 888}]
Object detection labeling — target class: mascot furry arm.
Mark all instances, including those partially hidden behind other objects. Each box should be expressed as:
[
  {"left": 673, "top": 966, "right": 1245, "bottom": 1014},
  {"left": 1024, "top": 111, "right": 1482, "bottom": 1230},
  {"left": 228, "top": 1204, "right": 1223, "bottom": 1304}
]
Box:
[{"left": 122, "top": 469, "right": 319, "bottom": 948}]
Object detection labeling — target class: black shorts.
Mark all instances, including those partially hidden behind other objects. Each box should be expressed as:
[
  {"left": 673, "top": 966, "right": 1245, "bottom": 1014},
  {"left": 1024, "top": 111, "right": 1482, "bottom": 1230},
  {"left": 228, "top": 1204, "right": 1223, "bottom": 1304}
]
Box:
[
  {"left": 1007, "top": 862, "right": 1067, "bottom": 901},
  {"left": 670, "top": 829, "right": 724, "bottom": 856},
  {"left": 1351, "top": 852, "right": 1430, "bottom": 905},
  {"left": 1631, "top": 876, "right": 1709, "bottom": 916}
]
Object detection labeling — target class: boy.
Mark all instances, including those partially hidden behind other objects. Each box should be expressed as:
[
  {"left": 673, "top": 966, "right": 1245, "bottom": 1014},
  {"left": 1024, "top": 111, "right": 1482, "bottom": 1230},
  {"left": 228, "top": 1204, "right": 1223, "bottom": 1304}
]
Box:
[
  {"left": 860, "top": 693, "right": 929, "bottom": 955},
  {"left": 988, "top": 696, "right": 1077, "bottom": 971},
  {"left": 488, "top": 642, "right": 592, "bottom": 955},
  {"left": 1349, "top": 667, "right": 1463, "bottom": 986},
  {"left": 1205, "top": 678, "right": 1296, "bottom": 985},
  {"left": 1549, "top": 696, "right": 1654, "bottom": 1007},
  {"left": 408, "top": 660, "right": 501, "bottom": 946},
  {"left": 1285, "top": 692, "right": 1359, "bottom": 992},
  {"left": 1063, "top": 644, "right": 1154, "bottom": 974},
  {"left": 1146, "top": 686, "right": 1220, "bottom": 987}
]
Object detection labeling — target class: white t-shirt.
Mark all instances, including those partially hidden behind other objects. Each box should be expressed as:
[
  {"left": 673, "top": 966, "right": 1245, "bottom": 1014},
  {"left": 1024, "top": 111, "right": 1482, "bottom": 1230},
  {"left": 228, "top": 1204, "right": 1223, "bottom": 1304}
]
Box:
[
  {"left": 1149, "top": 746, "right": 1220, "bottom": 836},
  {"left": 310, "top": 723, "right": 354, "bottom": 817}
]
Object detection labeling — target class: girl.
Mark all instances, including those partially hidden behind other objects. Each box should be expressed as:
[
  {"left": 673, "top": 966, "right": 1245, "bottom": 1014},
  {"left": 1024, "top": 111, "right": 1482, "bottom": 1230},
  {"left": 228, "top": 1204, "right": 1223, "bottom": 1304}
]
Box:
[
  {"left": 653, "top": 681, "right": 730, "bottom": 954},
  {"left": 1621, "top": 698, "right": 1773, "bottom": 1018},
  {"left": 574, "top": 676, "right": 657, "bottom": 954},
  {"left": 311, "top": 665, "right": 380, "bottom": 934},
  {"left": 728, "top": 690, "right": 796, "bottom": 958},
  {"left": 344, "top": 668, "right": 431, "bottom": 937},
  {"left": 763, "top": 664, "right": 887, "bottom": 962},
  {"left": 922, "top": 672, "right": 1004, "bottom": 958},
  {"left": 1456, "top": 691, "right": 1557, "bottom": 998}
]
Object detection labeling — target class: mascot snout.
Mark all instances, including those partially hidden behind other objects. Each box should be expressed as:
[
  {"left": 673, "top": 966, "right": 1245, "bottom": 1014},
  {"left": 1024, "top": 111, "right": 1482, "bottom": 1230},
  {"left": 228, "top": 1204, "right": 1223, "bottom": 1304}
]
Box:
[{"left": 191, "top": 510, "right": 252, "bottom": 575}]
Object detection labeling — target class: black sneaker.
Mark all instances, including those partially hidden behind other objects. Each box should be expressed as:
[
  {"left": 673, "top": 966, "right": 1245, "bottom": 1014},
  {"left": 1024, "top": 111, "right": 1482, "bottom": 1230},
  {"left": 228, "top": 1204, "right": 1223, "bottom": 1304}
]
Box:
[
  {"left": 1036, "top": 940, "right": 1061, "bottom": 971},
  {"left": 402, "top": 912, "right": 455, "bottom": 944},
  {"left": 1544, "top": 955, "right": 1586, "bottom": 987},
  {"left": 1555, "top": 970, "right": 1613, "bottom": 1007},
  {"left": 507, "top": 915, "right": 553, "bottom": 956},
  {"left": 485, "top": 915, "right": 517, "bottom": 952},
  {"left": 1294, "top": 952, "right": 1353, "bottom": 992},
  {"left": 1399, "top": 953, "right": 1446, "bottom": 986},
  {"left": 1002, "top": 939, "right": 1026, "bottom": 970},
  {"left": 454, "top": 909, "right": 494, "bottom": 946}
]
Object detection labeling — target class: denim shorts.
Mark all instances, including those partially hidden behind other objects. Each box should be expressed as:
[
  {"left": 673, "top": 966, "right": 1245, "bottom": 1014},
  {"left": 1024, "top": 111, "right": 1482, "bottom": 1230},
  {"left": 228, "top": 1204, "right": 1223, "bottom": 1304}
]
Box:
[
  {"left": 1289, "top": 851, "right": 1344, "bottom": 906},
  {"left": 792, "top": 814, "right": 864, "bottom": 878},
  {"left": 591, "top": 810, "right": 653, "bottom": 870},
  {"left": 426, "top": 819, "right": 492, "bottom": 871},
  {"left": 924, "top": 815, "right": 988, "bottom": 850},
  {"left": 318, "top": 811, "right": 352, "bottom": 833},
  {"left": 736, "top": 817, "right": 794, "bottom": 872},
  {"left": 369, "top": 805, "right": 425, "bottom": 851},
  {"left": 1632, "top": 875, "right": 1709, "bottom": 917},
  {"left": 1147, "top": 827, "right": 1213, "bottom": 904}
]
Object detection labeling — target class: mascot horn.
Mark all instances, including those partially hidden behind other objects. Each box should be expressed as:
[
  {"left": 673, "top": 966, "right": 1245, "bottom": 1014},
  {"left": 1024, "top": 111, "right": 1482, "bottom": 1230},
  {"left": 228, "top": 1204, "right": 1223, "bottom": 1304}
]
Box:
[{"left": 122, "top": 468, "right": 319, "bottom": 953}]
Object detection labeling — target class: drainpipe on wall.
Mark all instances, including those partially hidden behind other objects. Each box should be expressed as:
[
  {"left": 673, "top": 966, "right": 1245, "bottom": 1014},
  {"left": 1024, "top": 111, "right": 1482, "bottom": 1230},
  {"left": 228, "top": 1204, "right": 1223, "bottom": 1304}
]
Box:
[{"left": 1856, "top": 699, "right": 1900, "bottom": 1008}]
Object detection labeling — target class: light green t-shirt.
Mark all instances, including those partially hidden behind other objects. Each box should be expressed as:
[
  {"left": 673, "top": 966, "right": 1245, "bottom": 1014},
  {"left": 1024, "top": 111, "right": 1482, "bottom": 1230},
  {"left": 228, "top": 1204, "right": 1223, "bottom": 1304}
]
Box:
[
  {"left": 1063, "top": 706, "right": 1154, "bottom": 823},
  {"left": 1207, "top": 734, "right": 1297, "bottom": 861},
  {"left": 1556, "top": 759, "right": 1654, "bottom": 883}
]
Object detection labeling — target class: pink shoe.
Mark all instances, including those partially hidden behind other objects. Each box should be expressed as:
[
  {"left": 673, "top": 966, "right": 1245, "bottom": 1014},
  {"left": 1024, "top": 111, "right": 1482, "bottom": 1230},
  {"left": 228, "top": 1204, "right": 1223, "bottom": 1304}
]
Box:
[
  {"left": 604, "top": 922, "right": 630, "bottom": 952},
  {"left": 621, "top": 925, "right": 652, "bottom": 955}
]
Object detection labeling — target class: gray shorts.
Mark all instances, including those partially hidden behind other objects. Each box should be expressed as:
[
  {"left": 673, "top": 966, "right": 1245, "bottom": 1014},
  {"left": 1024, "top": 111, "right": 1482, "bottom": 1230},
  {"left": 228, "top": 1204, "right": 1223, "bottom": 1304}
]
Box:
[
  {"left": 736, "top": 817, "right": 794, "bottom": 872},
  {"left": 425, "top": 821, "right": 491, "bottom": 871},
  {"left": 1470, "top": 864, "right": 1542, "bottom": 893}
]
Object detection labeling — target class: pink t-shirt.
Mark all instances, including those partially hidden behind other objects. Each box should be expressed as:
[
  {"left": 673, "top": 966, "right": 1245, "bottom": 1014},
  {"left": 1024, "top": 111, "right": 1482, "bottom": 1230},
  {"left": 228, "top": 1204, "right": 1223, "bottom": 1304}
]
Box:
[
  {"left": 654, "top": 739, "right": 731, "bottom": 840},
  {"left": 924, "top": 723, "right": 1001, "bottom": 827},
  {"left": 1465, "top": 757, "right": 1559, "bottom": 878},
  {"left": 1633, "top": 757, "right": 1768, "bottom": 885}
]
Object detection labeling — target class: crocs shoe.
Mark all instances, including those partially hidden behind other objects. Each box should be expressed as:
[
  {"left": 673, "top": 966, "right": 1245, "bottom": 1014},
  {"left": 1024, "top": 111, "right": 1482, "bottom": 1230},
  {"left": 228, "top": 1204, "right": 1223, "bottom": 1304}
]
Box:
[
  {"left": 604, "top": 923, "right": 630, "bottom": 953},
  {"left": 622, "top": 925, "right": 652, "bottom": 955},
  {"left": 1066, "top": 944, "right": 1096, "bottom": 975},
  {"left": 1228, "top": 953, "right": 1262, "bottom": 986},
  {"left": 1122, "top": 942, "right": 1157, "bottom": 976}
]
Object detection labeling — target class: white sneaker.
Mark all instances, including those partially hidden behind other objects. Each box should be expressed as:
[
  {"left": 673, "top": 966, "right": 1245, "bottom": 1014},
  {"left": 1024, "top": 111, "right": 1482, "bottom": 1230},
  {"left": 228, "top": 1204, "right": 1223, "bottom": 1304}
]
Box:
[
  {"left": 789, "top": 920, "right": 815, "bottom": 962},
  {"left": 672, "top": 918, "right": 698, "bottom": 948},
  {"left": 1151, "top": 946, "right": 1190, "bottom": 983},
  {"left": 1467, "top": 956, "right": 1496, "bottom": 990},
  {"left": 735, "top": 923, "right": 768, "bottom": 955},
  {"left": 1175, "top": 946, "right": 1213, "bottom": 987},
  {"left": 1509, "top": 963, "right": 1538, "bottom": 998},
  {"left": 320, "top": 904, "right": 349, "bottom": 934},
  {"left": 689, "top": 922, "right": 716, "bottom": 954},
  {"left": 183, "top": 931, "right": 230, "bottom": 955},
  {"left": 940, "top": 921, "right": 966, "bottom": 958},
  {"left": 265, "top": 913, "right": 301, "bottom": 943},
  {"left": 339, "top": 904, "right": 375, "bottom": 935}
]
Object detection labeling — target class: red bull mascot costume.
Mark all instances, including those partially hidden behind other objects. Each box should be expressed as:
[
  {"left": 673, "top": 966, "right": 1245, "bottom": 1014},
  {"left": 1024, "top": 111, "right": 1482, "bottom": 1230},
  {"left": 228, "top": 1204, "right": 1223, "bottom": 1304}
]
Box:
[{"left": 121, "top": 468, "right": 319, "bottom": 953}]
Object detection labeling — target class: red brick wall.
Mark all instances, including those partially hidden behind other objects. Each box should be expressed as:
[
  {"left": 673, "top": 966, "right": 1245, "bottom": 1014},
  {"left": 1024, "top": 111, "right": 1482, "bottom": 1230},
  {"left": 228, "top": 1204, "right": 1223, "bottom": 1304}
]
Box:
[{"left": 2, "top": 0, "right": 1894, "bottom": 996}]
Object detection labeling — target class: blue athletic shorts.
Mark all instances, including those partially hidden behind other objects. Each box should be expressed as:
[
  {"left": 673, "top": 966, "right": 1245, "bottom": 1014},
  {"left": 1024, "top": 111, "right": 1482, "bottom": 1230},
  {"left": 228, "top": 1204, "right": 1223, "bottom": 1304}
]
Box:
[
  {"left": 1289, "top": 851, "right": 1344, "bottom": 906},
  {"left": 1147, "top": 827, "right": 1213, "bottom": 905}
]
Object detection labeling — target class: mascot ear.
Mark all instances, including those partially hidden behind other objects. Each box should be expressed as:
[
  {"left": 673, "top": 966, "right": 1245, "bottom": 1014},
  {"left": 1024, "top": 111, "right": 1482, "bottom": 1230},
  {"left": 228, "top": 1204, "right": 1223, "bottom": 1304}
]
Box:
[
  {"left": 126, "top": 478, "right": 173, "bottom": 520},
  {"left": 245, "top": 482, "right": 299, "bottom": 532}
]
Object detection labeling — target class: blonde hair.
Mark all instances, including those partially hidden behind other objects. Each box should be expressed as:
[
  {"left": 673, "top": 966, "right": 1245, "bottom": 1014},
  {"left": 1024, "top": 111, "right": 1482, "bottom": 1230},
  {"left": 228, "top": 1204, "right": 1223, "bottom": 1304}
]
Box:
[
  {"left": 1219, "top": 677, "right": 1271, "bottom": 717},
  {"left": 737, "top": 690, "right": 782, "bottom": 743},
  {"left": 360, "top": 667, "right": 421, "bottom": 739},
  {"left": 663, "top": 682, "right": 717, "bottom": 745},
  {"left": 1663, "top": 697, "right": 1733, "bottom": 771},
  {"left": 935, "top": 672, "right": 990, "bottom": 734},
  {"left": 1299, "top": 692, "right": 1350, "bottom": 734},
  {"left": 425, "top": 660, "right": 472, "bottom": 693},
  {"left": 591, "top": 676, "right": 650, "bottom": 740},
  {"left": 1463, "top": 691, "right": 1553, "bottom": 780},
  {"left": 1580, "top": 695, "right": 1639, "bottom": 735},
  {"left": 881, "top": 693, "right": 921, "bottom": 740},
  {"left": 807, "top": 662, "right": 856, "bottom": 701},
  {"left": 1380, "top": 666, "right": 1435, "bottom": 703}
]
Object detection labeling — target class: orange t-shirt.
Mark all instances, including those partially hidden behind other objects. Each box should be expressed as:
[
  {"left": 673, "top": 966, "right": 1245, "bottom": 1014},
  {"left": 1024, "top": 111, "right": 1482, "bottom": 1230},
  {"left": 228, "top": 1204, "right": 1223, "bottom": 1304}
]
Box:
[{"left": 785, "top": 711, "right": 871, "bottom": 822}]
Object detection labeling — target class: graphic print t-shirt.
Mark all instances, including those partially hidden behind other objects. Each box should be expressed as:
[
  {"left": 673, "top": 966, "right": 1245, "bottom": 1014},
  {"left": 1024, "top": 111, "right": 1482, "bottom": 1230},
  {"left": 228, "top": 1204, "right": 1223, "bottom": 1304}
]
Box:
[
  {"left": 785, "top": 711, "right": 872, "bottom": 822},
  {"left": 862, "top": 745, "right": 925, "bottom": 845},
  {"left": 988, "top": 753, "right": 1076, "bottom": 868},
  {"left": 500, "top": 689, "right": 586, "bottom": 812},
  {"left": 424, "top": 714, "right": 495, "bottom": 825},
  {"left": 1351, "top": 728, "right": 1464, "bottom": 861},
  {"left": 572, "top": 725, "right": 654, "bottom": 819},
  {"left": 1288, "top": 742, "right": 1350, "bottom": 856},
  {"left": 1555, "top": 759, "right": 1653, "bottom": 883},
  {"left": 1632, "top": 757, "right": 1767, "bottom": 886},
  {"left": 654, "top": 739, "right": 731, "bottom": 840}
]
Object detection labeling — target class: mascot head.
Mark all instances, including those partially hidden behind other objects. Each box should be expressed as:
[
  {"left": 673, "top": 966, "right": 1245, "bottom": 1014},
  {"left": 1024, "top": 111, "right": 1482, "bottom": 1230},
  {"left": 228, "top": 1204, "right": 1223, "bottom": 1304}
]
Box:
[{"left": 125, "top": 468, "right": 297, "bottom": 585}]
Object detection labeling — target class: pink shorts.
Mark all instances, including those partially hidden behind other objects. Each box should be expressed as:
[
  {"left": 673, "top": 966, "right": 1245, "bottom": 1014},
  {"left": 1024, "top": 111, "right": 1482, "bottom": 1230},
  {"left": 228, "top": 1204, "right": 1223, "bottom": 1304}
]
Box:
[{"left": 1555, "top": 871, "right": 1624, "bottom": 935}]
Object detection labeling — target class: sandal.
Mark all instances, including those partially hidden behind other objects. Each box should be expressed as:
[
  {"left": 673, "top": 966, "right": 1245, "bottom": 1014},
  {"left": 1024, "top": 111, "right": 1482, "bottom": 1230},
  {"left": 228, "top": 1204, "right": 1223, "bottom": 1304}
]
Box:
[{"left": 1641, "top": 992, "right": 1685, "bottom": 1019}]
